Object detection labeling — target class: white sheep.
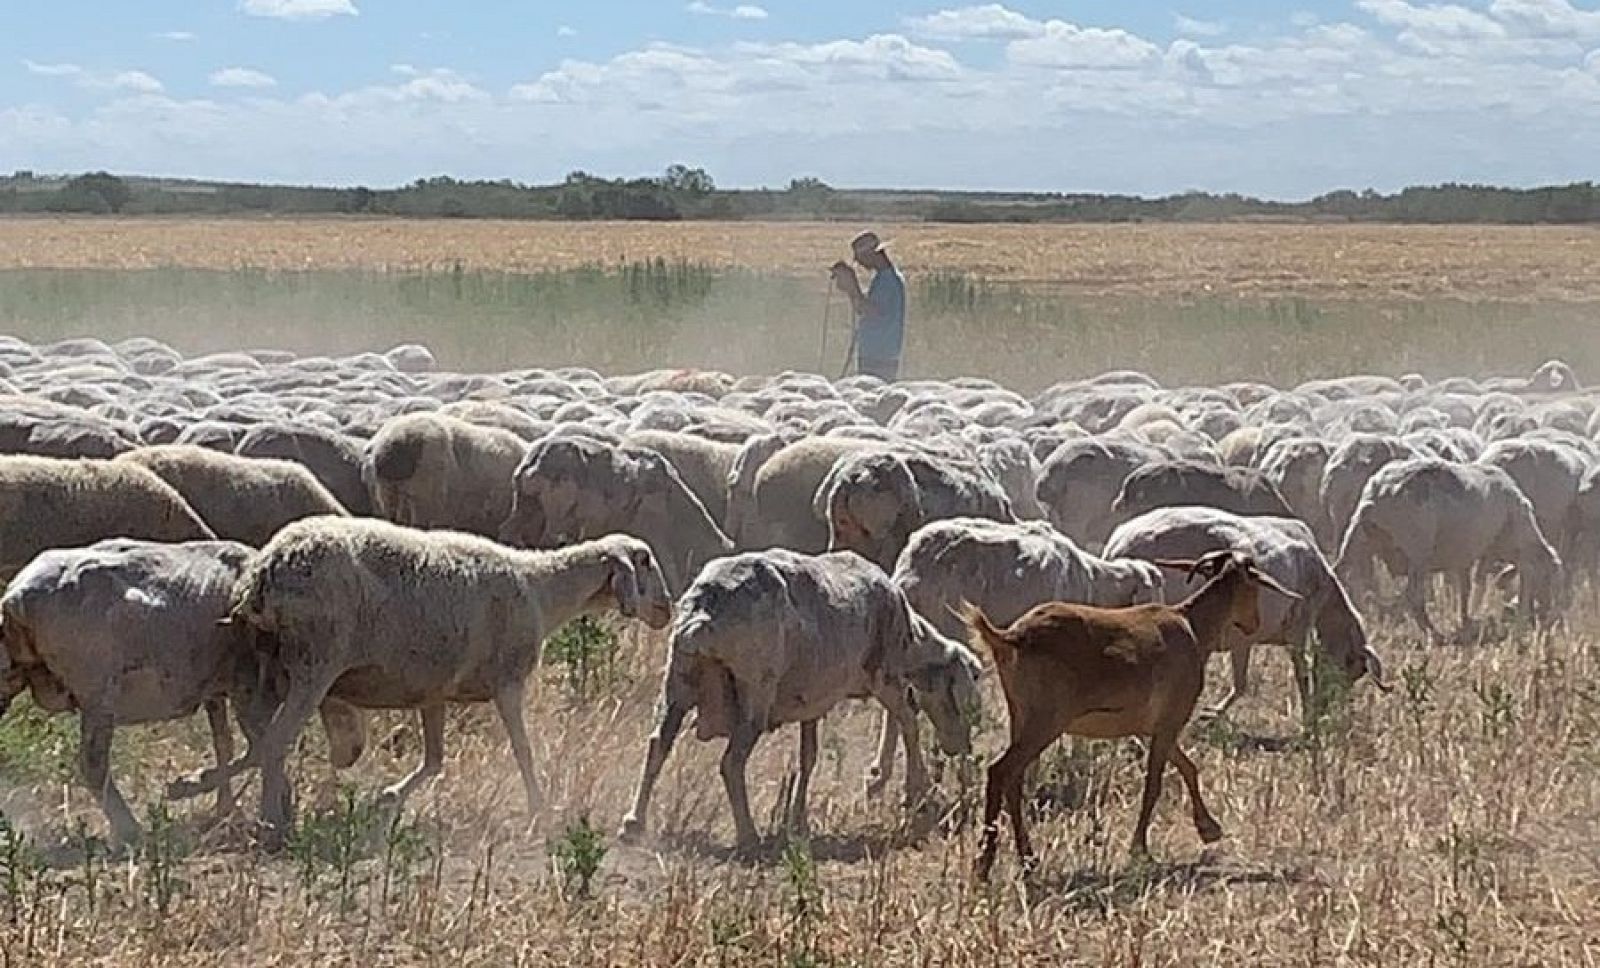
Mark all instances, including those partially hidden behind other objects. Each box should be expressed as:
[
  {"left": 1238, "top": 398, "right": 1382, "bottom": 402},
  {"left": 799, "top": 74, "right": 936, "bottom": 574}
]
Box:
[
  {"left": 0, "top": 539, "right": 257, "bottom": 844},
  {"left": 167, "top": 517, "right": 673, "bottom": 846},
  {"left": 500, "top": 434, "right": 734, "bottom": 595},
  {"left": 1335, "top": 458, "right": 1562, "bottom": 640},
  {"left": 0, "top": 456, "right": 217, "bottom": 583},
  {"left": 1104, "top": 505, "right": 1386, "bottom": 721},
  {"left": 363, "top": 412, "right": 527, "bottom": 537},
  {"left": 619, "top": 548, "right": 982, "bottom": 851}
]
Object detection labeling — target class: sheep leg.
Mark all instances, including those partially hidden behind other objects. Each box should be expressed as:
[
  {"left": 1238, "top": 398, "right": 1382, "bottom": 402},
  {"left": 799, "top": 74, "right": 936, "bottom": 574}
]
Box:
[
  {"left": 1289, "top": 639, "right": 1315, "bottom": 728},
  {"left": 874, "top": 687, "right": 928, "bottom": 806},
  {"left": 1452, "top": 569, "right": 1474, "bottom": 640},
  {"left": 785, "top": 720, "right": 819, "bottom": 836},
  {"left": 620, "top": 699, "right": 688, "bottom": 841},
  {"left": 719, "top": 720, "right": 763, "bottom": 853},
  {"left": 863, "top": 706, "right": 898, "bottom": 800},
  {"left": 1167, "top": 744, "right": 1222, "bottom": 844},
  {"left": 204, "top": 698, "right": 237, "bottom": 821},
  {"left": 1208, "top": 643, "right": 1252, "bottom": 716},
  {"left": 491, "top": 684, "right": 542, "bottom": 816},
  {"left": 1130, "top": 729, "right": 1177, "bottom": 860},
  {"left": 380, "top": 704, "right": 446, "bottom": 806},
  {"left": 255, "top": 678, "right": 338, "bottom": 849},
  {"left": 1403, "top": 568, "right": 1443, "bottom": 643},
  {"left": 80, "top": 708, "right": 141, "bottom": 847}
]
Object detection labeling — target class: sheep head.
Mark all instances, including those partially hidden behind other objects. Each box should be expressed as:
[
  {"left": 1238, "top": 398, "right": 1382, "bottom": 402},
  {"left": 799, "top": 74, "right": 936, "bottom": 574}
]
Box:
[
  {"left": 826, "top": 452, "right": 924, "bottom": 571},
  {"left": 597, "top": 536, "right": 673, "bottom": 630},
  {"left": 904, "top": 612, "right": 982, "bottom": 757},
  {"left": 504, "top": 436, "right": 640, "bottom": 549}
]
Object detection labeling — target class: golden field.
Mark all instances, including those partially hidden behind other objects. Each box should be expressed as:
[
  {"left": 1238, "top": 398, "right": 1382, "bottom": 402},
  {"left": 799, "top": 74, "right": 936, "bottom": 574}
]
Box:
[{"left": 6, "top": 217, "right": 1600, "bottom": 301}]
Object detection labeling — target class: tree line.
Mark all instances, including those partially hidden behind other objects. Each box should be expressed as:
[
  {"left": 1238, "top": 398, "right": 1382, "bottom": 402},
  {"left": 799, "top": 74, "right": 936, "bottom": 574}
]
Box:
[{"left": 5, "top": 168, "right": 1600, "bottom": 224}]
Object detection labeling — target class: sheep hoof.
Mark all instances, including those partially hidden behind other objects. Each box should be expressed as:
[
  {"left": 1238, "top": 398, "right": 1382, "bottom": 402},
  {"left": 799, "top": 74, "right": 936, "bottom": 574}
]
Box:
[
  {"left": 617, "top": 816, "right": 645, "bottom": 843},
  {"left": 863, "top": 773, "right": 887, "bottom": 800},
  {"left": 1197, "top": 819, "right": 1224, "bottom": 844}
]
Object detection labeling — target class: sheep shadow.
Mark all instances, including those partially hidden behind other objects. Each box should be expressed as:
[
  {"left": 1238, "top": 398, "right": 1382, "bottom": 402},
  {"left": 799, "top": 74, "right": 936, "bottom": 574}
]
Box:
[
  {"left": 652, "top": 799, "right": 952, "bottom": 866},
  {"left": 1026, "top": 855, "right": 1318, "bottom": 913}
]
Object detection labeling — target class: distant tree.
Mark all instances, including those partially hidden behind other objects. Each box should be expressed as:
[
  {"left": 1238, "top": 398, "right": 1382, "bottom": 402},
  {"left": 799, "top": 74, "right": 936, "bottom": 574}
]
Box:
[
  {"left": 62, "top": 171, "right": 133, "bottom": 213},
  {"left": 661, "top": 164, "right": 714, "bottom": 196},
  {"left": 11, "top": 170, "right": 34, "bottom": 182},
  {"left": 786, "top": 176, "right": 831, "bottom": 193}
]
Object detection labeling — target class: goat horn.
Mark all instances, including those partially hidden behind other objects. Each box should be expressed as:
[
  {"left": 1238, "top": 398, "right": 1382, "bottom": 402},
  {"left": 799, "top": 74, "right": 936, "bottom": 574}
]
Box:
[{"left": 1248, "top": 566, "right": 1304, "bottom": 601}]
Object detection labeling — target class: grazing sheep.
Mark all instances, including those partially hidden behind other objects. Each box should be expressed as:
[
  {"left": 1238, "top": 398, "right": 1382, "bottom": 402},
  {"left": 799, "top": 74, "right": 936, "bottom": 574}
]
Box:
[
  {"left": 1104, "top": 505, "right": 1384, "bottom": 722},
  {"left": 963, "top": 550, "right": 1302, "bottom": 877},
  {"left": 168, "top": 518, "right": 673, "bottom": 846},
  {"left": 742, "top": 436, "right": 874, "bottom": 553},
  {"left": 1035, "top": 437, "right": 1163, "bottom": 549},
  {"left": 364, "top": 412, "right": 526, "bottom": 537},
  {"left": 723, "top": 430, "right": 798, "bottom": 548},
  {"left": 1476, "top": 438, "right": 1587, "bottom": 562},
  {"left": 1257, "top": 437, "right": 1334, "bottom": 545},
  {"left": 117, "top": 444, "right": 348, "bottom": 547},
  {"left": 1111, "top": 459, "right": 1294, "bottom": 525},
  {"left": 1318, "top": 434, "right": 1421, "bottom": 550},
  {"left": 823, "top": 449, "right": 1016, "bottom": 571},
  {"left": 235, "top": 423, "right": 374, "bottom": 517},
  {"left": 1335, "top": 458, "right": 1562, "bottom": 640},
  {"left": 624, "top": 429, "right": 741, "bottom": 529},
  {"left": 501, "top": 435, "right": 734, "bottom": 595},
  {"left": 0, "top": 457, "right": 217, "bottom": 583},
  {"left": 619, "top": 548, "right": 982, "bottom": 850},
  {"left": 893, "top": 518, "right": 1164, "bottom": 642},
  {"left": 0, "top": 540, "right": 257, "bottom": 844}
]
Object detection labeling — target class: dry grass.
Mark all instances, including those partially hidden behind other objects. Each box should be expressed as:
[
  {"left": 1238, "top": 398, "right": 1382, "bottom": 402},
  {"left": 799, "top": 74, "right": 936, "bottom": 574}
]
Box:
[
  {"left": 1, "top": 604, "right": 1598, "bottom": 966},
  {"left": 6, "top": 218, "right": 1600, "bottom": 301}
]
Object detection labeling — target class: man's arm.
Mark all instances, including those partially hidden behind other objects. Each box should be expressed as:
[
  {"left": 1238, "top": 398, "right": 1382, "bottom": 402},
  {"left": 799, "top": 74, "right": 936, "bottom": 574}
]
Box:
[{"left": 831, "top": 262, "right": 869, "bottom": 316}]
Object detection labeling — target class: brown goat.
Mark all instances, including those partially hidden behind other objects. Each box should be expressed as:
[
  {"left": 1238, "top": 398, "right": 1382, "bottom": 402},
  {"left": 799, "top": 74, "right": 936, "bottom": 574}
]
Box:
[{"left": 961, "top": 549, "right": 1300, "bottom": 880}]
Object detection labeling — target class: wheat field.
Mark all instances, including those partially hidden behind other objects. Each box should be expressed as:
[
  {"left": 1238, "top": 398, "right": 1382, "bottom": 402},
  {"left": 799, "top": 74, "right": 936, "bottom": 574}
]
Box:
[
  {"left": 0, "top": 217, "right": 1599, "bottom": 965},
  {"left": 6, "top": 218, "right": 1600, "bottom": 300}
]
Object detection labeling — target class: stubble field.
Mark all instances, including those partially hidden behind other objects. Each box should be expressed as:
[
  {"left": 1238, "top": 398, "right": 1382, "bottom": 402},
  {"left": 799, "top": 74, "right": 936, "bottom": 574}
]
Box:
[{"left": 0, "top": 217, "right": 1597, "bottom": 965}]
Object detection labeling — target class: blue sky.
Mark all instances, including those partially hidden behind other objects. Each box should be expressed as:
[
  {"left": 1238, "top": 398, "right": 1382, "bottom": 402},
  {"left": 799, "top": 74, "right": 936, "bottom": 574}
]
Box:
[{"left": 5, "top": 1, "right": 1600, "bottom": 196}]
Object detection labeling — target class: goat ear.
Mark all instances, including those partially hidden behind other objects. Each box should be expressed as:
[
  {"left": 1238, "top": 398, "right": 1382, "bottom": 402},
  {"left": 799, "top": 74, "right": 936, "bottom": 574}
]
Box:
[{"left": 1249, "top": 565, "right": 1303, "bottom": 601}]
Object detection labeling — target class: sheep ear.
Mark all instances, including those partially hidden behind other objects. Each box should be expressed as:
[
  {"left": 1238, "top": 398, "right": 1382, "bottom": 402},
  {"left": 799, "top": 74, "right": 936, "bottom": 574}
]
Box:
[{"left": 608, "top": 551, "right": 643, "bottom": 617}]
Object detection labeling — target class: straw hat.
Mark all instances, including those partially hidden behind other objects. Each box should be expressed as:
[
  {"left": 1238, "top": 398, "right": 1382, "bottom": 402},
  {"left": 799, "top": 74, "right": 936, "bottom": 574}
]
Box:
[{"left": 850, "top": 230, "right": 890, "bottom": 259}]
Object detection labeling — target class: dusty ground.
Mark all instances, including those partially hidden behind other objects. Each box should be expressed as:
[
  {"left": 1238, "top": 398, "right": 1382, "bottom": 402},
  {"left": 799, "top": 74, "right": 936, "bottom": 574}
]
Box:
[{"left": 6, "top": 218, "right": 1600, "bottom": 300}]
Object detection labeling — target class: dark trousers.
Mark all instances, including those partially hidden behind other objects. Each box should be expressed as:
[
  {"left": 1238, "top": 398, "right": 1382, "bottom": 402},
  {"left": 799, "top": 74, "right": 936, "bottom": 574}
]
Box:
[{"left": 857, "top": 356, "right": 900, "bottom": 382}]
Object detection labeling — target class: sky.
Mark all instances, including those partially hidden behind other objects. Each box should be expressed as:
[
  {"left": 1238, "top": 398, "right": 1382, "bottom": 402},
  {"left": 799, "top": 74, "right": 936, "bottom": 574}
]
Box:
[{"left": 5, "top": 0, "right": 1600, "bottom": 197}]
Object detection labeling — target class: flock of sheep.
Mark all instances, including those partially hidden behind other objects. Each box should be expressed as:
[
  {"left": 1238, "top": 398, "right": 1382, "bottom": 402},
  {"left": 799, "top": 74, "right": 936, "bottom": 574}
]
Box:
[{"left": 0, "top": 335, "right": 1588, "bottom": 876}]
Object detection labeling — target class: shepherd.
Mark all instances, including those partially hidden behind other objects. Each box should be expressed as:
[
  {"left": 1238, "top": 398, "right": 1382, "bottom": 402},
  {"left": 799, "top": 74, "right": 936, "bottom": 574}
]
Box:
[{"left": 831, "top": 230, "right": 906, "bottom": 382}]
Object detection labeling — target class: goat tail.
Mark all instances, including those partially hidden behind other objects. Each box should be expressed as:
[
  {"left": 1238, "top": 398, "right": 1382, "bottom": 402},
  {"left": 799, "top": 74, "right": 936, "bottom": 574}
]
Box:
[{"left": 954, "top": 599, "right": 1014, "bottom": 665}]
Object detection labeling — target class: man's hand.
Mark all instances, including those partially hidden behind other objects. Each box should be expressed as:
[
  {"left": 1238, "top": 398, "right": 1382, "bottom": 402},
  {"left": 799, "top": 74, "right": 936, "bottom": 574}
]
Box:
[{"left": 830, "top": 260, "right": 860, "bottom": 295}]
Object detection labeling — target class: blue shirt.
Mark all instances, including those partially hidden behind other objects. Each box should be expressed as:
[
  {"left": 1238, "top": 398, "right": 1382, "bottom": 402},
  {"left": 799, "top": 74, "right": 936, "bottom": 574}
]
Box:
[{"left": 857, "top": 267, "right": 906, "bottom": 363}]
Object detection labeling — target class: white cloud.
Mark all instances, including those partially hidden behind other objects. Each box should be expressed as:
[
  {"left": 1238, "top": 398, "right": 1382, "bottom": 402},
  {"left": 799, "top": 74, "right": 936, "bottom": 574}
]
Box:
[
  {"left": 1356, "top": 0, "right": 1505, "bottom": 40},
  {"left": 1008, "top": 21, "right": 1161, "bottom": 69},
  {"left": 109, "top": 71, "right": 164, "bottom": 93},
  {"left": 1489, "top": 0, "right": 1600, "bottom": 40},
  {"left": 687, "top": 2, "right": 768, "bottom": 20},
  {"left": 23, "top": 60, "right": 83, "bottom": 77},
  {"left": 155, "top": 31, "right": 197, "bottom": 42},
  {"left": 211, "top": 67, "right": 278, "bottom": 88},
  {"left": 240, "top": 0, "right": 358, "bottom": 21},
  {"left": 1175, "top": 14, "right": 1227, "bottom": 37},
  {"left": 557, "top": 25, "right": 577, "bottom": 38},
  {"left": 905, "top": 4, "right": 1044, "bottom": 40},
  {"left": 27, "top": 61, "right": 164, "bottom": 93}
]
